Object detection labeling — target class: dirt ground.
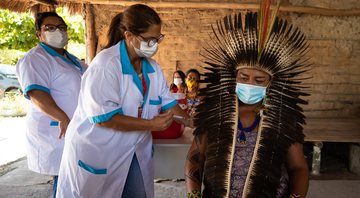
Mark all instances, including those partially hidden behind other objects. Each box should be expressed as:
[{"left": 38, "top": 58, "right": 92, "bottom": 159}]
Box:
[{"left": 1, "top": 117, "right": 360, "bottom": 198}]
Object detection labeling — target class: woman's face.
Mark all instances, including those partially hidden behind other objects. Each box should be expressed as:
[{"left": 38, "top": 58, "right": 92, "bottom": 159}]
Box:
[
  {"left": 174, "top": 72, "right": 182, "bottom": 79},
  {"left": 236, "top": 68, "right": 271, "bottom": 87},
  {"left": 186, "top": 72, "right": 199, "bottom": 81},
  {"left": 36, "top": 16, "right": 67, "bottom": 43},
  {"left": 173, "top": 72, "right": 183, "bottom": 86},
  {"left": 130, "top": 24, "right": 163, "bottom": 49},
  {"left": 186, "top": 72, "right": 199, "bottom": 90}
]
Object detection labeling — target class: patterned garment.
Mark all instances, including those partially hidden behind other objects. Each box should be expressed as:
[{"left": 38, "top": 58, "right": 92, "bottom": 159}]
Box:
[{"left": 229, "top": 128, "right": 289, "bottom": 198}]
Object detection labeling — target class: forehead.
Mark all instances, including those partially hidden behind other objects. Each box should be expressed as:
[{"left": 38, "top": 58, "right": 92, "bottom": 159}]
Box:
[
  {"left": 42, "top": 16, "right": 65, "bottom": 25},
  {"left": 141, "top": 24, "right": 161, "bottom": 36},
  {"left": 174, "top": 73, "right": 181, "bottom": 77},
  {"left": 237, "top": 68, "right": 270, "bottom": 78},
  {"left": 187, "top": 72, "right": 198, "bottom": 78}
]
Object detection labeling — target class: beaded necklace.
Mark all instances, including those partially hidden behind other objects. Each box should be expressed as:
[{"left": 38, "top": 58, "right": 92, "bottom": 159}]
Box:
[{"left": 238, "top": 116, "right": 260, "bottom": 144}]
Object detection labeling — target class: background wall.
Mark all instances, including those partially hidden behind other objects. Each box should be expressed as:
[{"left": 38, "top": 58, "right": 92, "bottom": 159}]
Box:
[{"left": 91, "top": 0, "right": 360, "bottom": 118}]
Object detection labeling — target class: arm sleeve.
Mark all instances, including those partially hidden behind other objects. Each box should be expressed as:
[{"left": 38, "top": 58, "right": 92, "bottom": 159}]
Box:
[
  {"left": 16, "top": 54, "right": 52, "bottom": 99},
  {"left": 82, "top": 67, "right": 124, "bottom": 124}
]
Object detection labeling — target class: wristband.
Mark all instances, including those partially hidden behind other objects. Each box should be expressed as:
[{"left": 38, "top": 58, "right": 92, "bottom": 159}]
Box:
[
  {"left": 290, "top": 193, "right": 301, "bottom": 198},
  {"left": 187, "top": 189, "right": 202, "bottom": 198}
]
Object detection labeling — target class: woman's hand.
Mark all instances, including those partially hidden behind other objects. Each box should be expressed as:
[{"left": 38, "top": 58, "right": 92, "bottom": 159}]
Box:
[
  {"left": 58, "top": 116, "right": 70, "bottom": 139},
  {"left": 173, "top": 115, "right": 195, "bottom": 128},
  {"left": 27, "top": 90, "right": 70, "bottom": 139},
  {"left": 150, "top": 111, "right": 174, "bottom": 131}
]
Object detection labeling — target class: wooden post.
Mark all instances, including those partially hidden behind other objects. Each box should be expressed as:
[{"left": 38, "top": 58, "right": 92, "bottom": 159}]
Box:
[
  {"left": 349, "top": 144, "right": 360, "bottom": 174},
  {"left": 84, "top": 3, "right": 97, "bottom": 63},
  {"left": 311, "top": 141, "right": 323, "bottom": 175},
  {"left": 30, "top": 4, "right": 40, "bottom": 17}
]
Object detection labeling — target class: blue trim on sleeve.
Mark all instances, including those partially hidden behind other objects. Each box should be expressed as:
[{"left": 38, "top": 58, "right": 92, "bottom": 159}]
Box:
[
  {"left": 78, "top": 160, "right": 107, "bottom": 175},
  {"left": 161, "top": 100, "right": 178, "bottom": 111},
  {"left": 88, "top": 108, "right": 124, "bottom": 124},
  {"left": 24, "top": 84, "right": 50, "bottom": 99},
  {"left": 50, "top": 121, "right": 59, "bottom": 126}
]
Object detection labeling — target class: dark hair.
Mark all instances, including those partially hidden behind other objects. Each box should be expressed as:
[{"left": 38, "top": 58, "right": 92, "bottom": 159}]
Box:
[
  {"left": 106, "top": 4, "right": 162, "bottom": 48},
  {"left": 35, "top": 12, "right": 65, "bottom": 31},
  {"left": 170, "top": 70, "right": 186, "bottom": 90},
  {"left": 186, "top": 69, "right": 200, "bottom": 81},
  {"left": 173, "top": 70, "right": 186, "bottom": 82}
]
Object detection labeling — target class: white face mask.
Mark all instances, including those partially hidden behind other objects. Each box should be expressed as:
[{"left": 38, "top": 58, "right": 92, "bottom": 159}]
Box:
[
  {"left": 44, "top": 29, "right": 68, "bottom": 49},
  {"left": 132, "top": 40, "right": 158, "bottom": 58},
  {"left": 173, "top": 78, "right": 183, "bottom": 86}
]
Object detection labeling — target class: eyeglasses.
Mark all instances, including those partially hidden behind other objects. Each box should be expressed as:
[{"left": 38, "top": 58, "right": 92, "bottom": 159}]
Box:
[
  {"left": 41, "top": 24, "right": 68, "bottom": 32},
  {"left": 136, "top": 33, "right": 165, "bottom": 47}
]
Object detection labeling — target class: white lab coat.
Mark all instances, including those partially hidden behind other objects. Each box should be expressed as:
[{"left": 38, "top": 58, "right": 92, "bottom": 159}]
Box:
[
  {"left": 56, "top": 40, "right": 177, "bottom": 198},
  {"left": 16, "top": 42, "right": 86, "bottom": 175}
]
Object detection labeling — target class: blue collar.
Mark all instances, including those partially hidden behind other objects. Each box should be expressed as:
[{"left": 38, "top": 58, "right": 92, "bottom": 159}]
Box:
[
  {"left": 119, "top": 40, "right": 155, "bottom": 107},
  {"left": 119, "top": 40, "right": 155, "bottom": 75},
  {"left": 40, "top": 42, "right": 83, "bottom": 73}
]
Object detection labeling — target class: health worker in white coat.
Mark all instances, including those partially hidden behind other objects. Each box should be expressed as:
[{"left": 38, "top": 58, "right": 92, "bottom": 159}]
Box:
[
  {"left": 16, "top": 12, "right": 87, "bottom": 198},
  {"left": 56, "top": 4, "right": 190, "bottom": 198}
]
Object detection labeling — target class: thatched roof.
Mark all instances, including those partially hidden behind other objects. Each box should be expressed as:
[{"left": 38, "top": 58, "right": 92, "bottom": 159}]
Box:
[
  {"left": 1, "top": 0, "right": 360, "bottom": 17},
  {"left": 0, "top": 0, "right": 82, "bottom": 15}
]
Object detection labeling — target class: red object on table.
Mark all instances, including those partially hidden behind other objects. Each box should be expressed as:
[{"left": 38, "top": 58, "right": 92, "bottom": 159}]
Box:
[{"left": 152, "top": 121, "right": 185, "bottom": 139}]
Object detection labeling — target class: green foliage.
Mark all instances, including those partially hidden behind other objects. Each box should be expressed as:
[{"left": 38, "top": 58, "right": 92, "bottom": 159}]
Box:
[
  {"left": 0, "top": 8, "right": 85, "bottom": 52},
  {"left": 57, "top": 7, "right": 85, "bottom": 44},
  {"left": 0, "top": 10, "right": 37, "bottom": 51},
  {"left": 67, "top": 41, "right": 86, "bottom": 60},
  {"left": 0, "top": 92, "right": 27, "bottom": 117},
  {"left": 0, "top": 49, "right": 25, "bottom": 65}
]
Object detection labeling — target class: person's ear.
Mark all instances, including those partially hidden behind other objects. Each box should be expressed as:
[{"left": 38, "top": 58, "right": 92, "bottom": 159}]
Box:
[
  {"left": 35, "top": 31, "right": 41, "bottom": 39},
  {"left": 124, "top": 31, "right": 134, "bottom": 41}
]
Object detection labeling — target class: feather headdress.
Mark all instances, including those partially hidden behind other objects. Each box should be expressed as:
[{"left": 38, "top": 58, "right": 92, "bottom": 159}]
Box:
[{"left": 194, "top": 0, "right": 310, "bottom": 197}]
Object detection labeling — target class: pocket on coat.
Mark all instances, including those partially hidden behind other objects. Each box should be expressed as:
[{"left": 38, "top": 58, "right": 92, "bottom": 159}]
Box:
[
  {"left": 50, "top": 120, "right": 59, "bottom": 126},
  {"left": 78, "top": 160, "right": 107, "bottom": 174},
  {"left": 75, "top": 160, "right": 107, "bottom": 197},
  {"left": 149, "top": 96, "right": 162, "bottom": 105},
  {"left": 148, "top": 96, "right": 162, "bottom": 117}
]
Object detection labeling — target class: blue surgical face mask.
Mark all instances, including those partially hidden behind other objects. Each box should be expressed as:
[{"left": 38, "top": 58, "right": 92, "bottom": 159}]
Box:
[{"left": 236, "top": 83, "right": 267, "bottom": 104}]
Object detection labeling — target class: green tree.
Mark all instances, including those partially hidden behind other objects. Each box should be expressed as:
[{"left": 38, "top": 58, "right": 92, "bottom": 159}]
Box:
[
  {"left": 57, "top": 7, "right": 85, "bottom": 45},
  {"left": 0, "top": 8, "right": 84, "bottom": 52},
  {"left": 0, "top": 10, "right": 37, "bottom": 51}
]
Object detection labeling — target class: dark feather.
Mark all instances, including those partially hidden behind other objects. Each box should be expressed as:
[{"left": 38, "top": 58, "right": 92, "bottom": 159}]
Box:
[{"left": 196, "top": 10, "right": 310, "bottom": 197}]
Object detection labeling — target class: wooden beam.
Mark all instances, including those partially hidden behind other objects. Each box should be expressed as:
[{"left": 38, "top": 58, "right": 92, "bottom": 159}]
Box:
[
  {"left": 75, "top": 1, "right": 360, "bottom": 16},
  {"left": 85, "top": 3, "right": 97, "bottom": 62},
  {"left": 282, "top": 5, "right": 360, "bottom": 16}
]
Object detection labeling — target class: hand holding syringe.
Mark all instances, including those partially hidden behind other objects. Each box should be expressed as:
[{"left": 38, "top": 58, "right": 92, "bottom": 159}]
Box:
[{"left": 173, "top": 115, "right": 194, "bottom": 128}]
